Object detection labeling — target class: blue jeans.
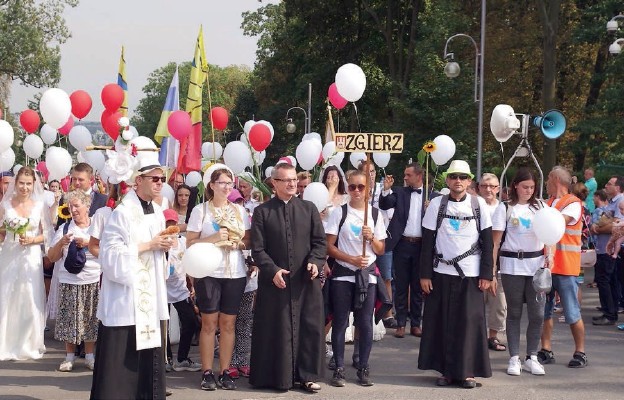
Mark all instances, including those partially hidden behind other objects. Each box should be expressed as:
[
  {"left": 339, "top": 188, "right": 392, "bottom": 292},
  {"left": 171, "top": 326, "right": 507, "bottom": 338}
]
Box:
[
  {"left": 544, "top": 275, "right": 582, "bottom": 324},
  {"left": 376, "top": 251, "right": 393, "bottom": 281},
  {"left": 595, "top": 254, "right": 619, "bottom": 321}
]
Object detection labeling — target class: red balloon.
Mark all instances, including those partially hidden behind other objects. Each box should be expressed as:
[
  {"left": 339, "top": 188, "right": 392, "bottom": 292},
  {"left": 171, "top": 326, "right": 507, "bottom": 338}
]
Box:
[
  {"left": 70, "top": 90, "right": 93, "bottom": 119},
  {"left": 248, "top": 124, "right": 271, "bottom": 152},
  {"left": 36, "top": 161, "right": 49, "bottom": 182},
  {"left": 101, "top": 109, "right": 121, "bottom": 140},
  {"left": 58, "top": 117, "right": 74, "bottom": 136},
  {"left": 60, "top": 176, "right": 71, "bottom": 192},
  {"left": 167, "top": 111, "right": 192, "bottom": 141},
  {"left": 210, "top": 107, "right": 229, "bottom": 130},
  {"left": 328, "top": 83, "right": 348, "bottom": 110},
  {"left": 19, "top": 109, "right": 41, "bottom": 134},
  {"left": 101, "top": 83, "right": 124, "bottom": 111}
]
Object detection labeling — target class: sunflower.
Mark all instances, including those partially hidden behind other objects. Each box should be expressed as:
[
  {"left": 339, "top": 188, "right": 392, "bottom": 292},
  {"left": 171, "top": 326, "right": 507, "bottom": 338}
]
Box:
[
  {"left": 422, "top": 141, "right": 436, "bottom": 153},
  {"left": 57, "top": 204, "right": 71, "bottom": 219}
]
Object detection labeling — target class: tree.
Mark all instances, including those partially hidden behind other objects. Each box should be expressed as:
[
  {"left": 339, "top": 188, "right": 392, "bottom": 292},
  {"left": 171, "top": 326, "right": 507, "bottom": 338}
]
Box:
[
  {"left": 132, "top": 62, "right": 252, "bottom": 143},
  {"left": 0, "top": 0, "right": 78, "bottom": 109}
]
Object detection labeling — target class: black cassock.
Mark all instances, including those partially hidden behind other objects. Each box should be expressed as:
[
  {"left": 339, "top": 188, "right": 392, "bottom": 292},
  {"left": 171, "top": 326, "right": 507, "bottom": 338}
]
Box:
[{"left": 250, "top": 196, "right": 327, "bottom": 390}]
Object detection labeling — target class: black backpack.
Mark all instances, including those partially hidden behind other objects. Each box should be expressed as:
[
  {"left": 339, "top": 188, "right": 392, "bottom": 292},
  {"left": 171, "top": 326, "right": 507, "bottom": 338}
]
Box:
[{"left": 63, "top": 222, "right": 87, "bottom": 274}]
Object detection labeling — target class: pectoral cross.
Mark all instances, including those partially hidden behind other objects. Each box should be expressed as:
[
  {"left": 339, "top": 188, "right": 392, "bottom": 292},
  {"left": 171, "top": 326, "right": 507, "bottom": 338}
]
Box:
[{"left": 141, "top": 325, "right": 156, "bottom": 340}]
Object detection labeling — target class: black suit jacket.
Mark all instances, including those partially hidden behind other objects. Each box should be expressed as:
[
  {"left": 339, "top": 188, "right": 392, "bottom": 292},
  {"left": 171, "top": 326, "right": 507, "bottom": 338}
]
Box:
[{"left": 378, "top": 186, "right": 438, "bottom": 252}]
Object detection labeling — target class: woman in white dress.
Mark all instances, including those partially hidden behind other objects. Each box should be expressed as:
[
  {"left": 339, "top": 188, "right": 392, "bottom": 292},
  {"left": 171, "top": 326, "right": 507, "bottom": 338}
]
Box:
[{"left": 0, "top": 166, "right": 52, "bottom": 360}]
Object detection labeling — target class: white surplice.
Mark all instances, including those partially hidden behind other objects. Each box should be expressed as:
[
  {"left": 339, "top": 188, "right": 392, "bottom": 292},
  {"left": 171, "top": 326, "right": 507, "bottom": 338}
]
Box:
[{"left": 98, "top": 190, "right": 169, "bottom": 350}]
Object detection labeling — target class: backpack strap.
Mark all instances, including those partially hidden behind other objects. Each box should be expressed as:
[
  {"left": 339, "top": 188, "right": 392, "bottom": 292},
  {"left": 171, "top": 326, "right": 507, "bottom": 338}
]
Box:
[{"left": 63, "top": 221, "right": 69, "bottom": 235}]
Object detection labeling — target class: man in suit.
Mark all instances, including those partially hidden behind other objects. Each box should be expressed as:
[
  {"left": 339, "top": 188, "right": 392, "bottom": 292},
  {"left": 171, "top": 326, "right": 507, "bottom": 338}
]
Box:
[
  {"left": 56, "top": 163, "right": 107, "bottom": 225},
  {"left": 379, "top": 162, "right": 431, "bottom": 338}
]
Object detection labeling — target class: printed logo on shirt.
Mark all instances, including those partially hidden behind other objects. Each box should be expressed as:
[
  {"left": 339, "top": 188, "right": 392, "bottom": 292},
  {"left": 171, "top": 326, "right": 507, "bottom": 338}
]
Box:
[
  {"left": 349, "top": 222, "right": 362, "bottom": 237},
  {"left": 212, "top": 221, "right": 220, "bottom": 231}
]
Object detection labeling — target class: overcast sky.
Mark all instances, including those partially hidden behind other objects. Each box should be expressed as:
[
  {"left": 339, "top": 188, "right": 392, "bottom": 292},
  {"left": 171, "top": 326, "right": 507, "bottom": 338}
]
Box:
[{"left": 9, "top": 0, "right": 277, "bottom": 120}]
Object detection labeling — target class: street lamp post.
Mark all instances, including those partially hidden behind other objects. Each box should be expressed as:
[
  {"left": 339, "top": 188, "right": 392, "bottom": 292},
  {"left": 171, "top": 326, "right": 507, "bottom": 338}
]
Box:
[
  {"left": 607, "top": 15, "right": 624, "bottom": 55},
  {"left": 285, "top": 83, "right": 312, "bottom": 134},
  {"left": 442, "top": 1, "right": 486, "bottom": 179}
]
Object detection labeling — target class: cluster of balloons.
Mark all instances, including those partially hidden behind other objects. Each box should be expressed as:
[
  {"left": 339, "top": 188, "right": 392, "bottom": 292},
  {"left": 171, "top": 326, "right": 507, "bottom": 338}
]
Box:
[
  {"left": 169, "top": 107, "right": 230, "bottom": 142},
  {"left": 328, "top": 63, "right": 367, "bottom": 109},
  {"left": 100, "top": 83, "right": 125, "bottom": 140}
]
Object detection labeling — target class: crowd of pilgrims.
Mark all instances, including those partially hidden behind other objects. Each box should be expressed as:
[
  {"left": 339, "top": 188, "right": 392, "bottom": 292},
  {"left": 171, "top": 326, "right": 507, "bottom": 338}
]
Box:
[{"left": 0, "top": 157, "right": 596, "bottom": 395}]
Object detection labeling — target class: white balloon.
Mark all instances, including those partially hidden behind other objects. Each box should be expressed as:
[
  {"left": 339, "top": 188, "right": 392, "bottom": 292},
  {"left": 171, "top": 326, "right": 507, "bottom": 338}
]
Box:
[
  {"left": 349, "top": 152, "right": 366, "bottom": 169},
  {"left": 45, "top": 146, "right": 72, "bottom": 181},
  {"left": 303, "top": 182, "right": 330, "bottom": 212},
  {"left": 335, "top": 63, "right": 367, "bottom": 102},
  {"left": 185, "top": 171, "right": 202, "bottom": 187},
  {"left": 321, "top": 141, "right": 344, "bottom": 166},
  {"left": 532, "top": 207, "right": 566, "bottom": 245},
  {"left": 0, "top": 148, "right": 15, "bottom": 171},
  {"left": 23, "top": 134, "right": 44, "bottom": 159},
  {"left": 303, "top": 132, "right": 322, "bottom": 143},
  {"left": 201, "top": 142, "right": 223, "bottom": 160},
  {"left": 256, "top": 120, "right": 275, "bottom": 140},
  {"left": 182, "top": 243, "right": 224, "bottom": 278},
  {"left": 239, "top": 133, "right": 249, "bottom": 146},
  {"left": 265, "top": 166, "right": 274, "bottom": 178},
  {"left": 128, "top": 126, "right": 139, "bottom": 140},
  {"left": 39, "top": 88, "right": 72, "bottom": 129},
  {"left": 68, "top": 125, "right": 92, "bottom": 152},
  {"left": 223, "top": 141, "right": 252, "bottom": 174},
  {"left": 13, "top": 164, "right": 23, "bottom": 175},
  {"left": 243, "top": 120, "right": 256, "bottom": 135},
  {"left": 40, "top": 124, "right": 57, "bottom": 145},
  {"left": 431, "top": 135, "right": 456, "bottom": 165},
  {"left": 161, "top": 183, "right": 175, "bottom": 205},
  {"left": 373, "top": 152, "right": 391, "bottom": 168},
  {"left": 81, "top": 150, "right": 105, "bottom": 172},
  {"left": 296, "top": 140, "right": 322, "bottom": 171},
  {"left": 0, "top": 120, "right": 15, "bottom": 152},
  {"left": 252, "top": 150, "right": 266, "bottom": 165}
]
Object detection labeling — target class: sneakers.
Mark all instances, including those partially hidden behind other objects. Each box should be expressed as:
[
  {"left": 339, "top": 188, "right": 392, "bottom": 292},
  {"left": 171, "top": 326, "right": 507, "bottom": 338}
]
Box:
[
  {"left": 356, "top": 368, "right": 373, "bottom": 386},
  {"left": 200, "top": 370, "right": 217, "bottom": 391},
  {"left": 524, "top": 355, "right": 545, "bottom": 375},
  {"left": 507, "top": 356, "right": 522, "bottom": 376},
  {"left": 173, "top": 358, "right": 202, "bottom": 372},
  {"left": 86, "top": 358, "right": 95, "bottom": 371},
  {"left": 537, "top": 348, "right": 555, "bottom": 364},
  {"left": 59, "top": 359, "right": 74, "bottom": 372},
  {"left": 331, "top": 367, "right": 346, "bottom": 387},
  {"left": 217, "top": 370, "right": 237, "bottom": 390}
]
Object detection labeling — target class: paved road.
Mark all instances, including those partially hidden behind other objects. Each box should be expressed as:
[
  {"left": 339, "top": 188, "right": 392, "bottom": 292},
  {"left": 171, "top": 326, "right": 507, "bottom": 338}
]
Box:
[{"left": 1, "top": 269, "right": 623, "bottom": 399}]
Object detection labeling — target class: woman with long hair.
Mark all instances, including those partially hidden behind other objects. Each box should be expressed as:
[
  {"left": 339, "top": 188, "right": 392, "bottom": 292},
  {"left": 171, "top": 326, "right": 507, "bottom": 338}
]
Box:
[
  {"left": 492, "top": 168, "right": 550, "bottom": 376},
  {"left": 320, "top": 166, "right": 349, "bottom": 225},
  {"left": 186, "top": 166, "right": 250, "bottom": 391},
  {"left": 172, "top": 184, "right": 192, "bottom": 234}
]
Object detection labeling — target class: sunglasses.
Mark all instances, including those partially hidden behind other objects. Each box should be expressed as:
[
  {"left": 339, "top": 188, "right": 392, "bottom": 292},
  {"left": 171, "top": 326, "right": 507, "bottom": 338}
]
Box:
[
  {"left": 142, "top": 175, "right": 166, "bottom": 183},
  {"left": 448, "top": 173, "right": 470, "bottom": 181},
  {"left": 348, "top": 184, "right": 366, "bottom": 192}
]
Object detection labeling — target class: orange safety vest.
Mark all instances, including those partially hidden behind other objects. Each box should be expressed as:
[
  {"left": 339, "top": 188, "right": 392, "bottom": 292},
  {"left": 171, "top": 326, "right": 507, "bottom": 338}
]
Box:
[{"left": 547, "top": 194, "right": 582, "bottom": 276}]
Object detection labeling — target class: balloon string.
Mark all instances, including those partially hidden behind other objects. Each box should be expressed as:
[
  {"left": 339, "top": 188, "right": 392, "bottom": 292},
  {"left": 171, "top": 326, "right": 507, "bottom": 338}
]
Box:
[{"left": 353, "top": 103, "right": 361, "bottom": 133}]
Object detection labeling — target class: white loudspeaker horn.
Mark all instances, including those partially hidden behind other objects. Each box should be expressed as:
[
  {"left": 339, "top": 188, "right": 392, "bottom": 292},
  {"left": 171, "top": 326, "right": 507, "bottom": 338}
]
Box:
[{"left": 490, "top": 104, "right": 521, "bottom": 143}]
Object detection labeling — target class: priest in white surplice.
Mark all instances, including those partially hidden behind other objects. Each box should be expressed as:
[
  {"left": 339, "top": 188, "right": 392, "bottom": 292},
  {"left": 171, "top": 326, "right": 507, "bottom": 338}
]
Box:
[{"left": 90, "top": 159, "right": 172, "bottom": 400}]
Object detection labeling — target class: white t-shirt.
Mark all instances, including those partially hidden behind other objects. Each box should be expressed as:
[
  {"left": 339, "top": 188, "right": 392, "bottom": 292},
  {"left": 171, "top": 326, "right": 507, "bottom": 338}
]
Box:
[
  {"left": 325, "top": 204, "right": 387, "bottom": 284},
  {"left": 492, "top": 202, "right": 545, "bottom": 276},
  {"left": 551, "top": 198, "right": 582, "bottom": 225},
  {"left": 44, "top": 190, "right": 56, "bottom": 208},
  {"left": 422, "top": 194, "right": 492, "bottom": 277},
  {"left": 166, "top": 235, "right": 190, "bottom": 303},
  {"left": 88, "top": 206, "right": 113, "bottom": 240},
  {"left": 53, "top": 221, "right": 101, "bottom": 285},
  {"left": 187, "top": 202, "right": 251, "bottom": 279}
]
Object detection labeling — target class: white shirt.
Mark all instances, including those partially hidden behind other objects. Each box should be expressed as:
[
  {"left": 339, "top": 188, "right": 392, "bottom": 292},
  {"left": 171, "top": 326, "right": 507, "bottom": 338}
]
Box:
[
  {"left": 166, "top": 236, "right": 190, "bottom": 303},
  {"left": 403, "top": 187, "right": 424, "bottom": 237},
  {"left": 52, "top": 221, "right": 101, "bottom": 285},
  {"left": 88, "top": 206, "right": 113, "bottom": 240},
  {"left": 187, "top": 202, "right": 251, "bottom": 279},
  {"left": 325, "top": 204, "right": 387, "bottom": 284},
  {"left": 422, "top": 194, "right": 492, "bottom": 277},
  {"left": 492, "top": 202, "right": 546, "bottom": 276},
  {"left": 551, "top": 198, "right": 582, "bottom": 225}
]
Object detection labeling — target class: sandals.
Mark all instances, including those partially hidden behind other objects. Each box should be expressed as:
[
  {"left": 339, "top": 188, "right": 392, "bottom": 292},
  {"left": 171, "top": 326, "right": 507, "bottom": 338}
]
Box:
[
  {"left": 487, "top": 337, "right": 507, "bottom": 351},
  {"left": 300, "top": 381, "right": 321, "bottom": 393},
  {"left": 462, "top": 378, "right": 477, "bottom": 389},
  {"left": 537, "top": 348, "right": 555, "bottom": 364},
  {"left": 568, "top": 351, "right": 588, "bottom": 368}
]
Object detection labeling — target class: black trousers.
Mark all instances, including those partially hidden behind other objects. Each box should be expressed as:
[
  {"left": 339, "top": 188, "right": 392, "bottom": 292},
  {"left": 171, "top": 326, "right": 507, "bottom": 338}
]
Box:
[
  {"left": 166, "top": 298, "right": 200, "bottom": 362},
  {"left": 392, "top": 240, "right": 423, "bottom": 327}
]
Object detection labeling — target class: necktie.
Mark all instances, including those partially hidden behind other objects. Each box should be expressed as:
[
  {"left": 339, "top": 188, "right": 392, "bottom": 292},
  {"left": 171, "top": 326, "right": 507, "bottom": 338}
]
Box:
[{"left": 410, "top": 187, "right": 422, "bottom": 194}]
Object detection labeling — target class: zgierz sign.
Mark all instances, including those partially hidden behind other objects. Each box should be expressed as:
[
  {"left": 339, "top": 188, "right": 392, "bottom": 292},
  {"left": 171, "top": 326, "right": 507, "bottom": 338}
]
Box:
[{"left": 334, "top": 133, "right": 404, "bottom": 153}]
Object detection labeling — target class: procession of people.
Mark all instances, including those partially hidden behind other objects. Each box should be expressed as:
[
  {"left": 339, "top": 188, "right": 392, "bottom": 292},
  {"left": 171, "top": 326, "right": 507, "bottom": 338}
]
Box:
[{"left": 0, "top": 149, "right": 619, "bottom": 398}]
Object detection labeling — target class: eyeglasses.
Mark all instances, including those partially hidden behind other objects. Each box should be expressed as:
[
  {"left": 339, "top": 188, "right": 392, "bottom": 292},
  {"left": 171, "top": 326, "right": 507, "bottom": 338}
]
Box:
[
  {"left": 479, "top": 184, "right": 499, "bottom": 189},
  {"left": 348, "top": 184, "right": 366, "bottom": 192},
  {"left": 448, "top": 174, "right": 470, "bottom": 181},
  {"left": 273, "top": 178, "right": 299, "bottom": 184},
  {"left": 215, "top": 181, "right": 234, "bottom": 187},
  {"left": 142, "top": 175, "right": 166, "bottom": 183}
]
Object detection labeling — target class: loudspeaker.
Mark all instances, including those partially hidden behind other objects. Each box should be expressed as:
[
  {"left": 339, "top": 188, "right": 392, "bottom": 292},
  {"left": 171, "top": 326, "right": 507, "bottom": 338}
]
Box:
[
  {"left": 490, "top": 104, "right": 521, "bottom": 143},
  {"left": 532, "top": 110, "right": 566, "bottom": 139}
]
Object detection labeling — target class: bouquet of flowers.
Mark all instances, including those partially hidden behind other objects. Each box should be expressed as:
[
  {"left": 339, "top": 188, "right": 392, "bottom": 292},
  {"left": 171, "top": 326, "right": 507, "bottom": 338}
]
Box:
[{"left": 3, "top": 217, "right": 30, "bottom": 239}]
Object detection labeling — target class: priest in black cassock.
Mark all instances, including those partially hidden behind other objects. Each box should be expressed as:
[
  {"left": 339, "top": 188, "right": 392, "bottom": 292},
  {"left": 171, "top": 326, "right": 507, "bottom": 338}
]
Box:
[
  {"left": 250, "top": 162, "right": 327, "bottom": 393},
  {"left": 90, "top": 159, "right": 173, "bottom": 400}
]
